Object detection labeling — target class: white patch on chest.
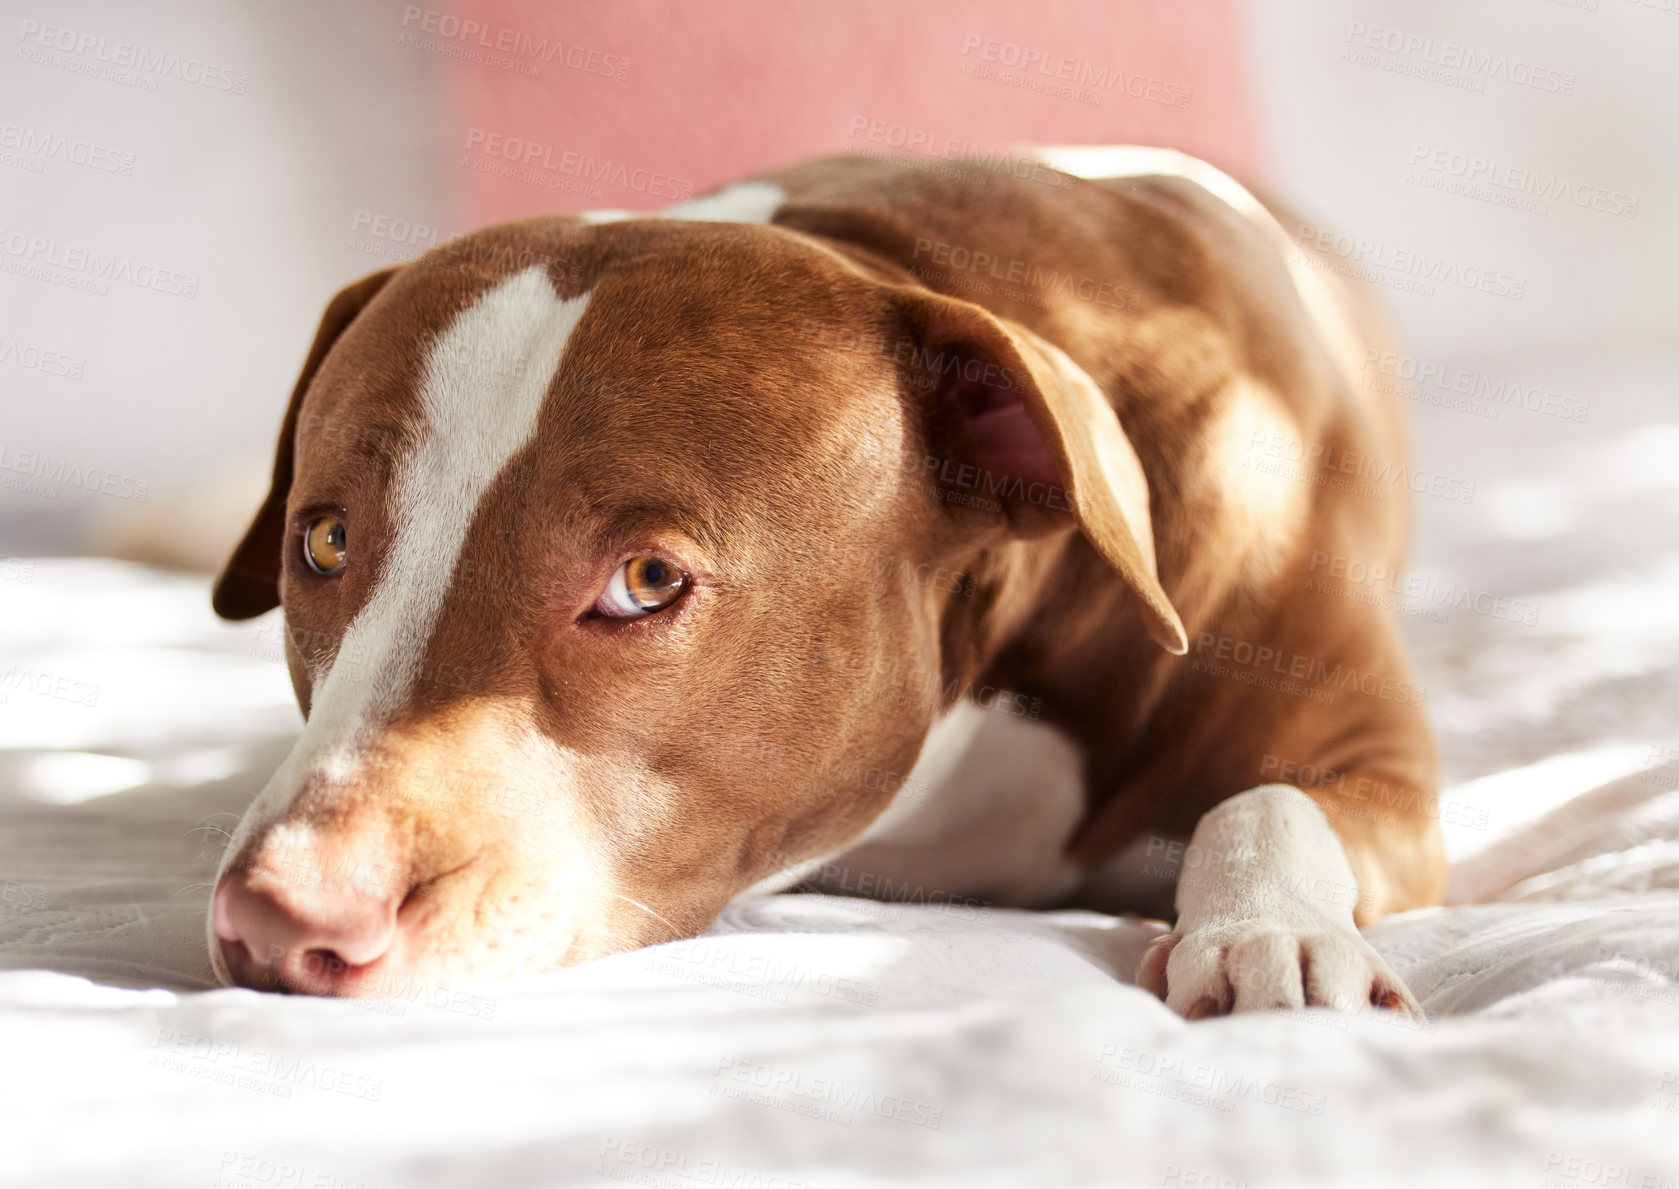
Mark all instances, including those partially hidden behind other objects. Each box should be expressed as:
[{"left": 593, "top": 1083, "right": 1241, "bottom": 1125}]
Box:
[
  {"left": 795, "top": 700, "right": 1087, "bottom": 908},
  {"left": 227, "top": 269, "right": 590, "bottom": 853}
]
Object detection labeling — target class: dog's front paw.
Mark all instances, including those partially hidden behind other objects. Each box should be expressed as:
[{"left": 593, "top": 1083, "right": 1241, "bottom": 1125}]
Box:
[{"left": 1137, "top": 921, "right": 1421, "bottom": 1019}]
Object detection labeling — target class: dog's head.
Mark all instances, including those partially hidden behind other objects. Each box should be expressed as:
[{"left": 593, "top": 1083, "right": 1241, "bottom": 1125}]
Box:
[{"left": 208, "top": 214, "right": 1185, "bottom": 994}]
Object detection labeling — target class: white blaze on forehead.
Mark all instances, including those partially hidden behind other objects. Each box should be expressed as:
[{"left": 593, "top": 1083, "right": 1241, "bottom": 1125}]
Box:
[
  {"left": 331, "top": 268, "right": 587, "bottom": 725},
  {"left": 227, "top": 268, "right": 590, "bottom": 853}
]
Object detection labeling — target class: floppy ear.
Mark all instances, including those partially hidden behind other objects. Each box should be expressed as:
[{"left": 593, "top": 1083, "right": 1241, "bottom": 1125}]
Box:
[
  {"left": 212, "top": 268, "right": 397, "bottom": 620},
  {"left": 896, "top": 290, "right": 1188, "bottom": 655}
]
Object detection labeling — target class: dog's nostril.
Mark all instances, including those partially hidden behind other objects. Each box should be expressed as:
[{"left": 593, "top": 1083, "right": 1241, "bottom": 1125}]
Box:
[
  {"left": 302, "top": 948, "right": 352, "bottom": 976},
  {"left": 213, "top": 868, "right": 400, "bottom": 992}
]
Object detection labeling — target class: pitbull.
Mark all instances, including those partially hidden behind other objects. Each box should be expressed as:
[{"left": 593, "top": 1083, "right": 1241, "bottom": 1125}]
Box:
[{"left": 208, "top": 149, "right": 1444, "bottom": 1017}]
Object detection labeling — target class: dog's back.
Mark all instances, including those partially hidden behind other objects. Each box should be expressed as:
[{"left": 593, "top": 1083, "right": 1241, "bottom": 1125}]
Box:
[{"left": 759, "top": 153, "right": 1442, "bottom": 921}]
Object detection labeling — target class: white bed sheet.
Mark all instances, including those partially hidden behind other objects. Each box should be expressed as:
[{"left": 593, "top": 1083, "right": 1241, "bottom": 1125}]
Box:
[{"left": 6, "top": 341, "right": 1679, "bottom": 1189}]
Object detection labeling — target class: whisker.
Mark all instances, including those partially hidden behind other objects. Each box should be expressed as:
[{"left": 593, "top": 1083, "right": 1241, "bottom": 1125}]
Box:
[{"left": 612, "top": 893, "right": 677, "bottom": 932}]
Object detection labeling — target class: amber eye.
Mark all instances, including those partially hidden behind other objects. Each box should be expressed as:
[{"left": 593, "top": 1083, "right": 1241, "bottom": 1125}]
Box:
[
  {"left": 595, "top": 555, "right": 686, "bottom": 619},
  {"left": 303, "top": 516, "right": 347, "bottom": 575}
]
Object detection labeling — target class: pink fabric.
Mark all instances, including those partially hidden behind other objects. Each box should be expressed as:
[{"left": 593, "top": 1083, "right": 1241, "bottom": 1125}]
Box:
[{"left": 439, "top": 0, "right": 1262, "bottom": 222}]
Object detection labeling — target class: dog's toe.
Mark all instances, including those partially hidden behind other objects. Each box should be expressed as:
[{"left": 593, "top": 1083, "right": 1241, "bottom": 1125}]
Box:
[
  {"left": 1156, "top": 930, "right": 1234, "bottom": 1018},
  {"left": 1302, "top": 931, "right": 1421, "bottom": 1016},
  {"left": 1298, "top": 931, "right": 1372, "bottom": 1012},
  {"left": 1229, "top": 927, "right": 1306, "bottom": 1011}
]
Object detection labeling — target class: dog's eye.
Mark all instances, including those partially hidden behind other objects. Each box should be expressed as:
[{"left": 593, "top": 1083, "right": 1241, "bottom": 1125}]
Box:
[
  {"left": 303, "top": 516, "right": 347, "bottom": 575},
  {"left": 595, "top": 555, "right": 685, "bottom": 619}
]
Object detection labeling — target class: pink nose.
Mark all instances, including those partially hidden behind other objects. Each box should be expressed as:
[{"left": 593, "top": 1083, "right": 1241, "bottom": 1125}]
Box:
[{"left": 213, "top": 868, "right": 399, "bottom": 994}]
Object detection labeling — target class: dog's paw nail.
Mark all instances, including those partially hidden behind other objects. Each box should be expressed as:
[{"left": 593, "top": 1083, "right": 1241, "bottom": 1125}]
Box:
[
  {"left": 1136, "top": 933, "right": 1180, "bottom": 1000},
  {"left": 1371, "top": 984, "right": 1405, "bottom": 1011}
]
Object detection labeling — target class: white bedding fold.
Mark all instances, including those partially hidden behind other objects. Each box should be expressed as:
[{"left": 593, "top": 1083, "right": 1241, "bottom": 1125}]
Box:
[{"left": 4, "top": 561, "right": 1678, "bottom": 1188}]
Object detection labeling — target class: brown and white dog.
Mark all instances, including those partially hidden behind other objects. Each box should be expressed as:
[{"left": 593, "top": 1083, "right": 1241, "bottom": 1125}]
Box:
[{"left": 207, "top": 149, "right": 1445, "bottom": 1017}]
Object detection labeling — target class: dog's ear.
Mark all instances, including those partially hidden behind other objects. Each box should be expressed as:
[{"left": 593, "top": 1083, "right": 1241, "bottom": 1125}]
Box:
[
  {"left": 212, "top": 268, "right": 397, "bottom": 620},
  {"left": 895, "top": 290, "right": 1187, "bottom": 655}
]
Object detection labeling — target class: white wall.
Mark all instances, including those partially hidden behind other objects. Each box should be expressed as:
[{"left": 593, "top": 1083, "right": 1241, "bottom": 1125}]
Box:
[
  {"left": 0, "top": 0, "right": 457, "bottom": 553},
  {"left": 1245, "top": 0, "right": 1677, "bottom": 360},
  {"left": 5, "top": 0, "right": 1673, "bottom": 559}
]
